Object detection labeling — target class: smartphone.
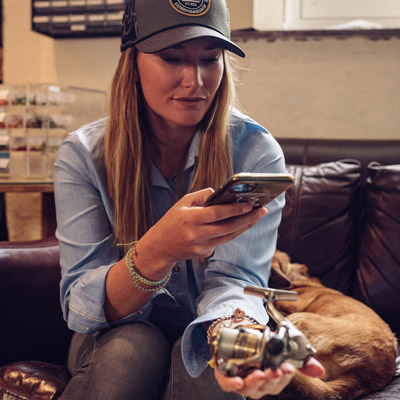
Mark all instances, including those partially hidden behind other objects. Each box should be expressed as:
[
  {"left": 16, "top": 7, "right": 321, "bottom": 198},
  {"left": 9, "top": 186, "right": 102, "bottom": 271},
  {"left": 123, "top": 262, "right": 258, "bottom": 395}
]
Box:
[{"left": 203, "top": 172, "right": 294, "bottom": 208}]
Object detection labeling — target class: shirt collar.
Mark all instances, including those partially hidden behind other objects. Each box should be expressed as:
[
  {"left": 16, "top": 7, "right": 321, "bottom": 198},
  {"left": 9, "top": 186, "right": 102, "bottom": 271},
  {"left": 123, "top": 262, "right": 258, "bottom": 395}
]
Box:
[
  {"left": 184, "top": 129, "right": 200, "bottom": 170},
  {"left": 151, "top": 129, "right": 201, "bottom": 188}
]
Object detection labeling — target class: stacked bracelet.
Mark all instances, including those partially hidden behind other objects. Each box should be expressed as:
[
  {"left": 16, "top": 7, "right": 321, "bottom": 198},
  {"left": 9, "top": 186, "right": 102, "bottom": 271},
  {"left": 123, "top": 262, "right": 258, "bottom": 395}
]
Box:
[{"left": 125, "top": 242, "right": 171, "bottom": 293}]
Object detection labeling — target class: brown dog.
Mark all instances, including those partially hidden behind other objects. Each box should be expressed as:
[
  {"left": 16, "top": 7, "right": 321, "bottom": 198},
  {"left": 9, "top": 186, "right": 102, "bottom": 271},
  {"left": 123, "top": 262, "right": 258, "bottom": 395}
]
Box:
[{"left": 264, "top": 250, "right": 398, "bottom": 400}]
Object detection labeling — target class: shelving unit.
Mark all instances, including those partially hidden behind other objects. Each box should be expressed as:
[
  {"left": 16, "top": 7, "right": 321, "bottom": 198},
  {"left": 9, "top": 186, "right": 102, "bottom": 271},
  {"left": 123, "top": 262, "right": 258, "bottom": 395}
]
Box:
[
  {"left": 0, "top": 84, "right": 106, "bottom": 179},
  {"left": 31, "top": 0, "right": 124, "bottom": 38}
]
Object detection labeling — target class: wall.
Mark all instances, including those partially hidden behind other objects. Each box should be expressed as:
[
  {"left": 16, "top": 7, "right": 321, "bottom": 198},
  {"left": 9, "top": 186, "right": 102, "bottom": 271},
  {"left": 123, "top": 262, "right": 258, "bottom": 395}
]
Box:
[
  {"left": 2, "top": 0, "right": 118, "bottom": 241},
  {"left": 3, "top": 0, "right": 399, "bottom": 140},
  {"left": 2, "top": 0, "right": 399, "bottom": 240},
  {"left": 3, "top": 0, "right": 120, "bottom": 92},
  {"left": 234, "top": 34, "right": 400, "bottom": 139}
]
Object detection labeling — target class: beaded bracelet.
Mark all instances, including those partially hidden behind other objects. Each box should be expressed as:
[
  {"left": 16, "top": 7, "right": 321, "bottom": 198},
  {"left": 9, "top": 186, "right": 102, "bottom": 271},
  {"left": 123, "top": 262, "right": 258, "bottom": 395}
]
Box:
[
  {"left": 125, "top": 242, "right": 171, "bottom": 292},
  {"left": 129, "top": 272, "right": 170, "bottom": 293}
]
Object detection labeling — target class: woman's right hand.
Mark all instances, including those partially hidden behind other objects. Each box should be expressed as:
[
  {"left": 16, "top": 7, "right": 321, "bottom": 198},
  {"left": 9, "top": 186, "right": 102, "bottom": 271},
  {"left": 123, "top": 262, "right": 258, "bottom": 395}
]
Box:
[
  {"left": 105, "top": 188, "right": 266, "bottom": 321},
  {"left": 135, "top": 188, "right": 267, "bottom": 278}
]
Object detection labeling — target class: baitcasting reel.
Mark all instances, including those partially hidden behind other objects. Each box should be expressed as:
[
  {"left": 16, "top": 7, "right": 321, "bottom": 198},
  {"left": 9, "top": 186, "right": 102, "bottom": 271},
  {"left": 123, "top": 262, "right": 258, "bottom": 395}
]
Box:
[{"left": 210, "top": 287, "right": 316, "bottom": 377}]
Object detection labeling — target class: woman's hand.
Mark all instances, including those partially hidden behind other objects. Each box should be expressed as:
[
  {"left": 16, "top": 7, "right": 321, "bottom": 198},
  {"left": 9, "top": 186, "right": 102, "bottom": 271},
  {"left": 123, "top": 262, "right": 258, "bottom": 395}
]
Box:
[
  {"left": 105, "top": 188, "right": 266, "bottom": 319},
  {"left": 136, "top": 188, "right": 267, "bottom": 276},
  {"left": 214, "top": 357, "right": 325, "bottom": 399}
]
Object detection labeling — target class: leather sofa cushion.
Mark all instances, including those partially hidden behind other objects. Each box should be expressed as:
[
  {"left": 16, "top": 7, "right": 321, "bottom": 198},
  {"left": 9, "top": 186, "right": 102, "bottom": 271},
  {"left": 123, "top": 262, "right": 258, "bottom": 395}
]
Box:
[
  {"left": 352, "top": 163, "right": 400, "bottom": 335},
  {"left": 278, "top": 159, "right": 362, "bottom": 294}
]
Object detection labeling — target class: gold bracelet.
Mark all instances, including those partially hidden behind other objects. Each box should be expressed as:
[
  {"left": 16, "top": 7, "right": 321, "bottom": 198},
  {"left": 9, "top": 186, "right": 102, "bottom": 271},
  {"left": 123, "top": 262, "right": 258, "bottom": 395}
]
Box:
[{"left": 206, "top": 308, "right": 258, "bottom": 344}]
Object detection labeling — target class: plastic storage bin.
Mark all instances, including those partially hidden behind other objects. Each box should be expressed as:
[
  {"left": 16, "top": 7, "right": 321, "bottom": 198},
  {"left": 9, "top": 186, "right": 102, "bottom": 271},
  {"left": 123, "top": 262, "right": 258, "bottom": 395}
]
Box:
[{"left": 0, "top": 84, "right": 106, "bottom": 179}]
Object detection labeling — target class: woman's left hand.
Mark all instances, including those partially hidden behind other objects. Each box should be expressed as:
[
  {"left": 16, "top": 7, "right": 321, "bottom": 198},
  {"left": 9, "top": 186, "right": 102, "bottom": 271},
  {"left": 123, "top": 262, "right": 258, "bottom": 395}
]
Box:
[{"left": 214, "top": 357, "right": 325, "bottom": 399}]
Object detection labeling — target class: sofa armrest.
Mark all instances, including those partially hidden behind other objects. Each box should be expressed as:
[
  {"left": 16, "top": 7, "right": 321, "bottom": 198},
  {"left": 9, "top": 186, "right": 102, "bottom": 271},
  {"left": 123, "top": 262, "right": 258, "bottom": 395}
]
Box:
[
  {"left": 0, "top": 361, "right": 70, "bottom": 400},
  {"left": 0, "top": 237, "right": 72, "bottom": 367}
]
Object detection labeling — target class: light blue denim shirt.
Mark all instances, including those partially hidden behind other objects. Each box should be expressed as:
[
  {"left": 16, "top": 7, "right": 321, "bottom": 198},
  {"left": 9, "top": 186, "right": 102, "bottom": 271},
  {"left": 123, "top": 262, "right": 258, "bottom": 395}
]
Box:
[{"left": 54, "top": 109, "right": 286, "bottom": 378}]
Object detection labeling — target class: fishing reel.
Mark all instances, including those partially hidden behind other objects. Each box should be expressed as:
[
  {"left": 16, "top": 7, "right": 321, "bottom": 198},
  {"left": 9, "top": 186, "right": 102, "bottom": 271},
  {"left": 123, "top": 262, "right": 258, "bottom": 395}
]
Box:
[{"left": 209, "top": 287, "right": 316, "bottom": 377}]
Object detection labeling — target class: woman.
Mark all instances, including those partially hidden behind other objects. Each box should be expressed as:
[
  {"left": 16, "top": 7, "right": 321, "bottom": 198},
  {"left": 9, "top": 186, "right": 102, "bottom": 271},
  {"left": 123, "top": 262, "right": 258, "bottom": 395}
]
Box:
[{"left": 55, "top": 0, "right": 324, "bottom": 399}]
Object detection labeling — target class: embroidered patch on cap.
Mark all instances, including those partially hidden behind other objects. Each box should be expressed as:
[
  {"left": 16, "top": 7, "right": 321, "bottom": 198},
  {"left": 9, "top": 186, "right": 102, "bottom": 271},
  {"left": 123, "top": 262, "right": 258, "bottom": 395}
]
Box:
[{"left": 169, "top": 0, "right": 211, "bottom": 16}]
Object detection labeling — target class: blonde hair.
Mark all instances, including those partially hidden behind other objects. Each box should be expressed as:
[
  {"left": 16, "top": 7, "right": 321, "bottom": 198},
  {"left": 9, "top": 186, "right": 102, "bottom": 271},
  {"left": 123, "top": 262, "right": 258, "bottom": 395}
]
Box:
[{"left": 104, "top": 47, "right": 237, "bottom": 248}]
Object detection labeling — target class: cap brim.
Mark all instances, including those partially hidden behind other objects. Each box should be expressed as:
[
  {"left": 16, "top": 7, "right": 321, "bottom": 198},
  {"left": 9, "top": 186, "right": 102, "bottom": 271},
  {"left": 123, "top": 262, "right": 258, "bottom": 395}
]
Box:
[{"left": 135, "top": 25, "right": 246, "bottom": 58}]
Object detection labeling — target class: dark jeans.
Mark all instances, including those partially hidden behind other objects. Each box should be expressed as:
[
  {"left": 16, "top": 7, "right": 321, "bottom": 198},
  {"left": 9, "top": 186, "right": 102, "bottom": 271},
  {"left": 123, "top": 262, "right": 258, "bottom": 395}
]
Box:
[{"left": 60, "top": 322, "right": 245, "bottom": 400}]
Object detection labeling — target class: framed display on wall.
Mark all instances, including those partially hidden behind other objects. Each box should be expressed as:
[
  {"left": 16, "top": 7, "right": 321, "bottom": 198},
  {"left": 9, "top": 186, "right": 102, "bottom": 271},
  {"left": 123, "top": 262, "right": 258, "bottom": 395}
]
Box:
[{"left": 31, "top": 0, "right": 124, "bottom": 38}]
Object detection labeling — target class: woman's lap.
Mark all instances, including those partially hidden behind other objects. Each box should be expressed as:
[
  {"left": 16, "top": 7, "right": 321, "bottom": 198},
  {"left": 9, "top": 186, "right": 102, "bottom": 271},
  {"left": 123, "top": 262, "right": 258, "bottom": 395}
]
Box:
[
  {"left": 163, "top": 336, "right": 245, "bottom": 400},
  {"left": 61, "top": 322, "right": 170, "bottom": 400},
  {"left": 61, "top": 322, "right": 244, "bottom": 400}
]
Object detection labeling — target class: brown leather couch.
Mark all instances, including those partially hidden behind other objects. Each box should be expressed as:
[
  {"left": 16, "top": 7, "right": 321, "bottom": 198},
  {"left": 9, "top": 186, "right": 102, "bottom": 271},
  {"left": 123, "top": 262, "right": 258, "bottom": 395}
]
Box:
[
  {"left": 0, "top": 237, "right": 72, "bottom": 400},
  {"left": 0, "top": 138, "right": 399, "bottom": 399}
]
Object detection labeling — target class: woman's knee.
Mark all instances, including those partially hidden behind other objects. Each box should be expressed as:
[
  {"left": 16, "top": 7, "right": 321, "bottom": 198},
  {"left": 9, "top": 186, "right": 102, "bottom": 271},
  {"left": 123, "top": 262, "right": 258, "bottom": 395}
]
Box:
[
  {"left": 64, "top": 322, "right": 171, "bottom": 400},
  {"left": 96, "top": 322, "right": 171, "bottom": 372}
]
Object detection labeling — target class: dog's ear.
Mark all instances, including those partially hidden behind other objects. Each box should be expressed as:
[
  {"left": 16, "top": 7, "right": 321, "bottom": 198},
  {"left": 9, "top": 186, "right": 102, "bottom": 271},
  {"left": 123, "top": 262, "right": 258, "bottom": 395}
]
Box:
[
  {"left": 270, "top": 250, "right": 292, "bottom": 288},
  {"left": 269, "top": 266, "right": 291, "bottom": 288},
  {"left": 273, "top": 250, "right": 291, "bottom": 268},
  {"left": 271, "top": 250, "right": 313, "bottom": 286}
]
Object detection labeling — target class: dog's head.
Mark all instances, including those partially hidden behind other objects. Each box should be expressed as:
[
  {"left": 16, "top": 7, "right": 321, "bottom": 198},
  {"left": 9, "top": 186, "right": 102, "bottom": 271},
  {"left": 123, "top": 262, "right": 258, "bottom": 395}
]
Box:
[{"left": 270, "top": 250, "right": 310, "bottom": 288}]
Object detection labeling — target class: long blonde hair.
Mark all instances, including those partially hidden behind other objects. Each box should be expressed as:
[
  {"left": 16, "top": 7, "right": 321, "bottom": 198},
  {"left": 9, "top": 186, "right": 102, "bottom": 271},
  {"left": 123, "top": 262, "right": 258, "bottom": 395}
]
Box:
[{"left": 104, "top": 47, "right": 237, "bottom": 248}]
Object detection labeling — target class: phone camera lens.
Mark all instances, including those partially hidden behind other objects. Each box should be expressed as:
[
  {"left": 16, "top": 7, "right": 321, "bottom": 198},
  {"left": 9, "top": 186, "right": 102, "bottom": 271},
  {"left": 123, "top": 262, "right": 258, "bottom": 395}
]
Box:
[{"left": 229, "top": 183, "right": 258, "bottom": 193}]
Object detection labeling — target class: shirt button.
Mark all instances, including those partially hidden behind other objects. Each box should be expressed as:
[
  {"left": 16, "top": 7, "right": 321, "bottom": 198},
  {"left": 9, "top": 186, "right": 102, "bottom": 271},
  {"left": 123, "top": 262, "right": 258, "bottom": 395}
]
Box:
[
  {"left": 173, "top": 264, "right": 180, "bottom": 272},
  {"left": 138, "top": 309, "right": 144, "bottom": 315}
]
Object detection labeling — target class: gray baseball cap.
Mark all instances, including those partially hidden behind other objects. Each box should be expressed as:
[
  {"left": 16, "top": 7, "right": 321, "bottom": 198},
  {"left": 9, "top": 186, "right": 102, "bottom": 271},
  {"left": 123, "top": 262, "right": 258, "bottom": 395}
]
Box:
[{"left": 121, "top": 0, "right": 246, "bottom": 58}]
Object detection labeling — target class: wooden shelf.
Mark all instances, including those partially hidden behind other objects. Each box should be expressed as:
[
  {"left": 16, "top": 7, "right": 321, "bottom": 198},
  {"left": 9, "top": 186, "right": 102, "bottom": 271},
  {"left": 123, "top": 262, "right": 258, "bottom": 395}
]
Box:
[{"left": 31, "top": 0, "right": 124, "bottom": 38}]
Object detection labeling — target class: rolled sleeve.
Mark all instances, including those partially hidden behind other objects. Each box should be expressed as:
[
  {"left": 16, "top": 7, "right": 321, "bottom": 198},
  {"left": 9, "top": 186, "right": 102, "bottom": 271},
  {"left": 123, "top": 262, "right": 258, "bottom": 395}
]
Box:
[
  {"left": 182, "top": 112, "right": 287, "bottom": 377},
  {"left": 55, "top": 123, "right": 153, "bottom": 335},
  {"left": 182, "top": 193, "right": 284, "bottom": 377}
]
